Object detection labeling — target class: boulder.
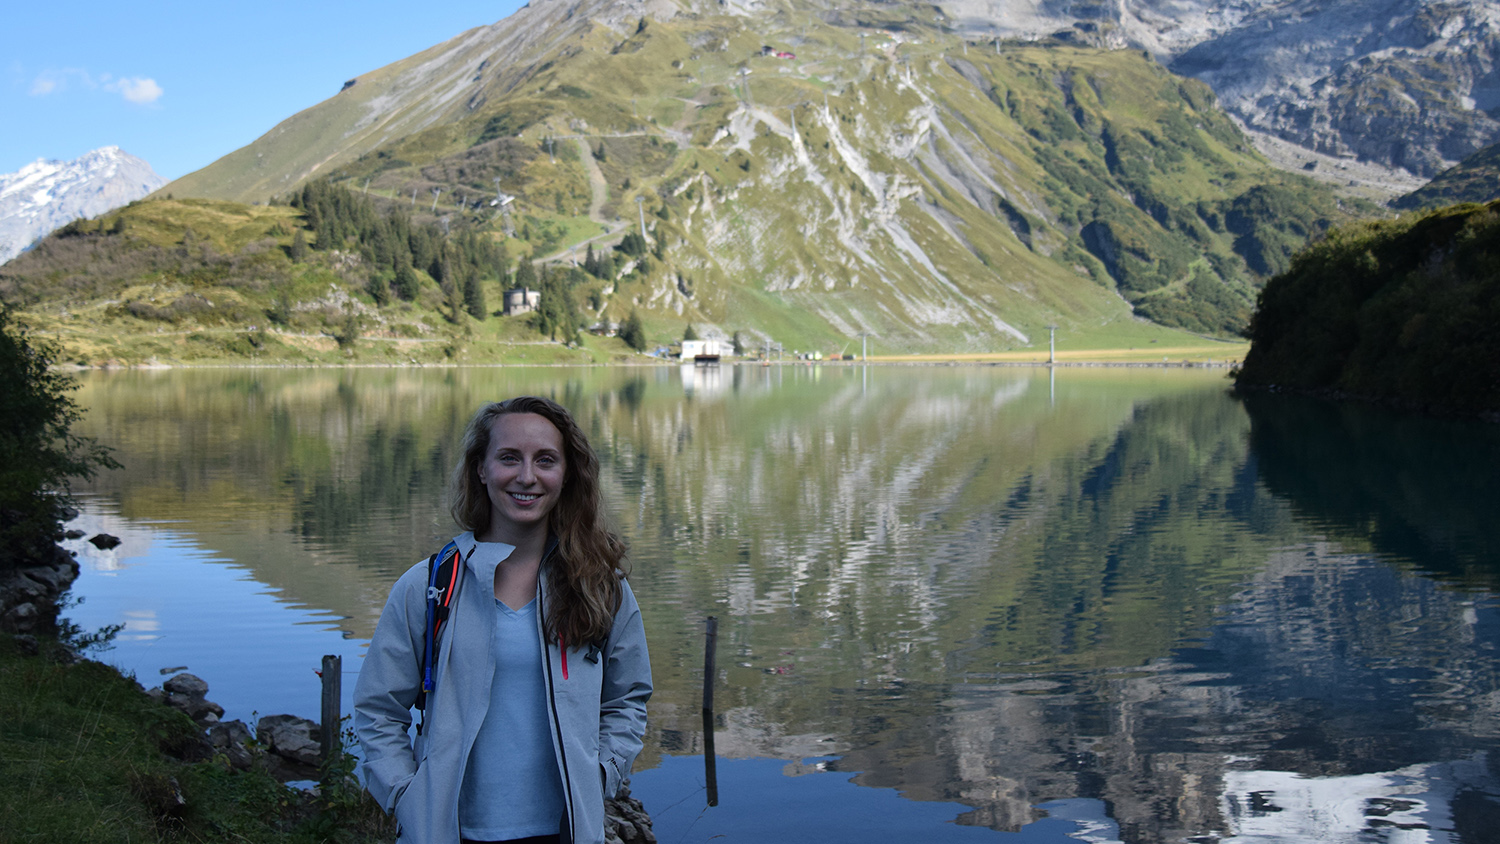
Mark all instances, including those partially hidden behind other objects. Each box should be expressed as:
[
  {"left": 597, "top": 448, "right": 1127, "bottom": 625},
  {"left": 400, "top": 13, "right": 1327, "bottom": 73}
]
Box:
[
  {"left": 0, "top": 546, "right": 79, "bottom": 635},
  {"left": 207, "top": 720, "right": 256, "bottom": 770},
  {"left": 158, "top": 672, "right": 225, "bottom": 725},
  {"left": 605, "top": 786, "right": 656, "bottom": 844},
  {"left": 257, "top": 714, "right": 323, "bottom": 766},
  {"left": 2, "top": 602, "right": 38, "bottom": 633},
  {"left": 163, "top": 673, "right": 209, "bottom": 698}
]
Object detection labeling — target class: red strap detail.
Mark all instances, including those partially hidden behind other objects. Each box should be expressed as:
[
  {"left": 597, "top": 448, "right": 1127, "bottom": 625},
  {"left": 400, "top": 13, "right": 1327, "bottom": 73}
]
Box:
[
  {"left": 560, "top": 634, "right": 569, "bottom": 680},
  {"left": 443, "top": 550, "right": 460, "bottom": 602}
]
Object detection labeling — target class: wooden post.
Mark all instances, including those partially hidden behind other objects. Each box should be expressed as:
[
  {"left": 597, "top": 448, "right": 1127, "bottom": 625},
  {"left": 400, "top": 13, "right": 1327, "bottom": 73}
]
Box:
[
  {"left": 321, "top": 654, "right": 342, "bottom": 763},
  {"left": 702, "top": 617, "right": 719, "bottom": 806}
]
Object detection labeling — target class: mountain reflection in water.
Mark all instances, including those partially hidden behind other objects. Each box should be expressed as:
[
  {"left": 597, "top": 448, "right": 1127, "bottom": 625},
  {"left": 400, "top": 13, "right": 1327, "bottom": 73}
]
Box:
[{"left": 65, "top": 367, "right": 1500, "bottom": 843}]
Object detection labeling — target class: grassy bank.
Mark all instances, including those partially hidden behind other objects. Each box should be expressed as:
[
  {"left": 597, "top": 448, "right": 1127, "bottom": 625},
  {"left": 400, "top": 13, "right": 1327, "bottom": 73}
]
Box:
[{"left": 0, "top": 632, "right": 393, "bottom": 843}]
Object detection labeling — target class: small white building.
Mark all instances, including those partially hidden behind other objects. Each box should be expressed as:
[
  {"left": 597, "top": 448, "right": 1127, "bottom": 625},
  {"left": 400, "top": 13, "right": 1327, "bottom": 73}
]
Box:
[{"left": 680, "top": 338, "right": 724, "bottom": 361}]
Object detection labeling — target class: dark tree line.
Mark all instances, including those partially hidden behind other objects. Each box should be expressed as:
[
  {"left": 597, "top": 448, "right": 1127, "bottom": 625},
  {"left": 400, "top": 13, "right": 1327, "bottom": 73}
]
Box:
[
  {"left": 284, "top": 180, "right": 508, "bottom": 317},
  {"left": 581, "top": 230, "right": 655, "bottom": 282},
  {"left": 1236, "top": 199, "right": 1500, "bottom": 417}
]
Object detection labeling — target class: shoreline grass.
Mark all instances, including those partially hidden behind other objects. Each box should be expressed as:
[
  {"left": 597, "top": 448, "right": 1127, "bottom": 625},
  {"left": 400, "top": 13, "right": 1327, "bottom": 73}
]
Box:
[{"left": 0, "top": 633, "right": 394, "bottom": 843}]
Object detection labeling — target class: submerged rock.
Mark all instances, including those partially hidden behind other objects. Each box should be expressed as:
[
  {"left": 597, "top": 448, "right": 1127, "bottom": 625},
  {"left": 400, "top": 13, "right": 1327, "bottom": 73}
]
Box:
[{"left": 88, "top": 533, "right": 121, "bottom": 550}]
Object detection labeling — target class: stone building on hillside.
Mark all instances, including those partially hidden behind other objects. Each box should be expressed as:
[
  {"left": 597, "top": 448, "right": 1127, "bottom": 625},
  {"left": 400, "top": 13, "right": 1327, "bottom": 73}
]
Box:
[{"left": 503, "top": 286, "right": 541, "bottom": 316}]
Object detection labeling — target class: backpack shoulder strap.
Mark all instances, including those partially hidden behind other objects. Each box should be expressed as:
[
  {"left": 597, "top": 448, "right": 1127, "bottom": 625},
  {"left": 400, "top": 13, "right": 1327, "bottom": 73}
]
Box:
[{"left": 416, "top": 540, "right": 462, "bottom": 718}]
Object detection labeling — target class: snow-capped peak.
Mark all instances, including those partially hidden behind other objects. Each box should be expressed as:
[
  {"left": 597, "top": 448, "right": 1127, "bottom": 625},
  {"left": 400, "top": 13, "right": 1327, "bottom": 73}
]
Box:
[{"left": 0, "top": 146, "right": 166, "bottom": 265}]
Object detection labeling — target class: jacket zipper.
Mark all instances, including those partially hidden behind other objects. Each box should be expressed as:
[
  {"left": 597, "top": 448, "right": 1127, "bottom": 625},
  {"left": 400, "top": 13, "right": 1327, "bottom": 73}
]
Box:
[{"left": 538, "top": 557, "right": 577, "bottom": 842}]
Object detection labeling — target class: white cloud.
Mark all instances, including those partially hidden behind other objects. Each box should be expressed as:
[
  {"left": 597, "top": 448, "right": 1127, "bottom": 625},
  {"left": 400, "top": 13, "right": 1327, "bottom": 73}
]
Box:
[
  {"left": 28, "top": 69, "right": 162, "bottom": 104},
  {"left": 107, "top": 77, "right": 163, "bottom": 104},
  {"left": 28, "top": 68, "right": 91, "bottom": 96}
]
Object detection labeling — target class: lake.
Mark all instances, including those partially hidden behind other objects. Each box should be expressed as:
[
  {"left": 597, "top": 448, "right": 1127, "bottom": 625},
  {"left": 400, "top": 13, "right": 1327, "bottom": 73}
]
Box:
[{"left": 60, "top": 364, "right": 1500, "bottom": 843}]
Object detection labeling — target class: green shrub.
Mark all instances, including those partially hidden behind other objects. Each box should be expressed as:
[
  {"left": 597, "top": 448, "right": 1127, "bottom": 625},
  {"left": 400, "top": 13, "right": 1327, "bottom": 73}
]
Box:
[{"left": 0, "top": 308, "right": 118, "bottom": 571}]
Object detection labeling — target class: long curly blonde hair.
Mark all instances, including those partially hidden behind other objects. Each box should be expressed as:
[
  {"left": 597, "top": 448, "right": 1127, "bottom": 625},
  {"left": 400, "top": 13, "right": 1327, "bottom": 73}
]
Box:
[{"left": 450, "top": 396, "right": 627, "bottom": 645}]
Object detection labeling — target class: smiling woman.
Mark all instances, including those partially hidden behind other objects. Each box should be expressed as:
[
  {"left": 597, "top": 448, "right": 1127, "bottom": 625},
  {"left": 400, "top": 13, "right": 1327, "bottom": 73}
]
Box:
[{"left": 354, "top": 396, "right": 652, "bottom": 844}]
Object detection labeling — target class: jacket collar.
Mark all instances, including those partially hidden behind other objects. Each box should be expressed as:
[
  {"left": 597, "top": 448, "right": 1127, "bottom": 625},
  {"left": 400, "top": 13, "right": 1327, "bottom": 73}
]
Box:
[{"left": 452, "top": 531, "right": 558, "bottom": 594}]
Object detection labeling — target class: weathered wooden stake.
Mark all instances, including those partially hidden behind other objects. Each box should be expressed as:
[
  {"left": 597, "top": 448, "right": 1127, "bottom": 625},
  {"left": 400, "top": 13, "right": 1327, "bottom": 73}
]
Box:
[
  {"left": 321, "top": 654, "right": 342, "bottom": 762},
  {"left": 702, "top": 616, "right": 719, "bottom": 806}
]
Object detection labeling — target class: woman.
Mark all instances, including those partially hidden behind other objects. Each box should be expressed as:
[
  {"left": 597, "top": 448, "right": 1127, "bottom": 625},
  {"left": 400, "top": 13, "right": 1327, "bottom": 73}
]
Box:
[{"left": 355, "top": 396, "right": 652, "bottom": 844}]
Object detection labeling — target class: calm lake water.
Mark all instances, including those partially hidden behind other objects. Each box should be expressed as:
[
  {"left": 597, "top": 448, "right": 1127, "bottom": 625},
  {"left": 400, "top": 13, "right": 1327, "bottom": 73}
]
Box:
[{"left": 60, "top": 365, "right": 1500, "bottom": 844}]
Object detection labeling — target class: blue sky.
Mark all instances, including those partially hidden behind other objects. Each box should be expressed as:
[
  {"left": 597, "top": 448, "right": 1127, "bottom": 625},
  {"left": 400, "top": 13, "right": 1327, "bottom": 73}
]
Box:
[{"left": 4, "top": 1, "right": 527, "bottom": 181}]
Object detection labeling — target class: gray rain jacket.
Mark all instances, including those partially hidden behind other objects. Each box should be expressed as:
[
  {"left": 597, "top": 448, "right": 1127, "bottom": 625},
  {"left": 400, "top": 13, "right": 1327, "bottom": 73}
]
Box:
[{"left": 353, "top": 532, "right": 652, "bottom": 844}]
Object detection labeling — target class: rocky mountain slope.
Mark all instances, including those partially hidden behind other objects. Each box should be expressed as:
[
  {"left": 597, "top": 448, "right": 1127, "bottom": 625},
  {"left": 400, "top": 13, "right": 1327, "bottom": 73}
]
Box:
[
  {"left": 0, "top": 147, "right": 165, "bottom": 265},
  {"left": 936, "top": 0, "right": 1500, "bottom": 180},
  {"left": 167, "top": 0, "right": 1500, "bottom": 203},
  {"left": 155, "top": 0, "right": 1370, "bottom": 348},
  {"left": 1168, "top": 0, "right": 1500, "bottom": 178}
]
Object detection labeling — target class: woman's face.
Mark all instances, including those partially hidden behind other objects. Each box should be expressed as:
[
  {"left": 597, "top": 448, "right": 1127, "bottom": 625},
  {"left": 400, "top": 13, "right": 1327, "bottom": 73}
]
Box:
[{"left": 479, "top": 412, "right": 567, "bottom": 542}]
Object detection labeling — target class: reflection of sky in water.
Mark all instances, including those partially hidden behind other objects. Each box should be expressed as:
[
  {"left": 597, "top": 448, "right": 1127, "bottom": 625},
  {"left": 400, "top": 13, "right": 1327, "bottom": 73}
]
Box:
[
  {"left": 631, "top": 755, "right": 1122, "bottom": 843},
  {"left": 61, "top": 499, "right": 366, "bottom": 726},
  {"left": 1221, "top": 759, "right": 1496, "bottom": 844}
]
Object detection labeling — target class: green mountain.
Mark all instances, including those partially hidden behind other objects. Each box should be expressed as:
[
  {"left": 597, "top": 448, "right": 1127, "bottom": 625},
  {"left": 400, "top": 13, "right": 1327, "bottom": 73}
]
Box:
[
  {"left": 15, "top": 0, "right": 1374, "bottom": 358},
  {"left": 1392, "top": 141, "right": 1500, "bottom": 211}
]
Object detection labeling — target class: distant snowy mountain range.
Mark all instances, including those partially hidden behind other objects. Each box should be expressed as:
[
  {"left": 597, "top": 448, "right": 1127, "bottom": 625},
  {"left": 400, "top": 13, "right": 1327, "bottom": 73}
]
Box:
[{"left": 0, "top": 146, "right": 165, "bottom": 265}]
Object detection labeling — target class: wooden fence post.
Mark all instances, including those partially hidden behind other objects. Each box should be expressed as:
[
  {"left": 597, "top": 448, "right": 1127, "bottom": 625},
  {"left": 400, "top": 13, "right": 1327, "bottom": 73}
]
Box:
[
  {"left": 703, "top": 617, "right": 719, "bottom": 806},
  {"left": 321, "top": 654, "right": 342, "bottom": 763}
]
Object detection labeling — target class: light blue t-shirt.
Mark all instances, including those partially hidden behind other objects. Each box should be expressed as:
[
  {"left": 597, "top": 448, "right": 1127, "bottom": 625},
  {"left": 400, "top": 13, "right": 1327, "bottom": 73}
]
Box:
[{"left": 458, "top": 596, "right": 567, "bottom": 840}]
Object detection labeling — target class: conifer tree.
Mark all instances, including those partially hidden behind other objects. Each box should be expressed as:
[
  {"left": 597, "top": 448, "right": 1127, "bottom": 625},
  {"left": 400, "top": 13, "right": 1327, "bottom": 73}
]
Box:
[
  {"left": 620, "top": 309, "right": 647, "bottom": 351},
  {"left": 536, "top": 266, "right": 579, "bottom": 342},
  {"left": 494, "top": 238, "right": 510, "bottom": 288},
  {"left": 368, "top": 275, "right": 391, "bottom": 306},
  {"left": 464, "top": 269, "right": 486, "bottom": 320},
  {"left": 683, "top": 323, "right": 700, "bottom": 341},
  {"left": 290, "top": 228, "right": 308, "bottom": 263},
  {"left": 514, "top": 259, "right": 538, "bottom": 291},
  {"left": 442, "top": 278, "right": 461, "bottom": 325},
  {"left": 393, "top": 262, "right": 419, "bottom": 301}
]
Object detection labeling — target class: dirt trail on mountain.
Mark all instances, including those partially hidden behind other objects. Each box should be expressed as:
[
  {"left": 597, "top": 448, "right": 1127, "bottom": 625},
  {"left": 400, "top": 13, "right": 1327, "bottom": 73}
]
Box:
[
  {"left": 528, "top": 138, "right": 626, "bottom": 267},
  {"left": 577, "top": 137, "right": 610, "bottom": 223}
]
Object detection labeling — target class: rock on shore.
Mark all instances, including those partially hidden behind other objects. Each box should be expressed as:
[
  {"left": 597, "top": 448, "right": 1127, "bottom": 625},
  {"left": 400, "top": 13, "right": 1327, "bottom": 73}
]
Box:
[{"left": 0, "top": 542, "right": 79, "bottom": 635}]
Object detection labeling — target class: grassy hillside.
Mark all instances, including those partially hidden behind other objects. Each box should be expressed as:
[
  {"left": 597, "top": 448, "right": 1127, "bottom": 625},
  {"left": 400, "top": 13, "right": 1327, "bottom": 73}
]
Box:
[
  {"left": 1235, "top": 199, "right": 1500, "bottom": 418},
  {"left": 1392, "top": 141, "right": 1500, "bottom": 211},
  {"left": 0, "top": 195, "right": 641, "bottom": 367}
]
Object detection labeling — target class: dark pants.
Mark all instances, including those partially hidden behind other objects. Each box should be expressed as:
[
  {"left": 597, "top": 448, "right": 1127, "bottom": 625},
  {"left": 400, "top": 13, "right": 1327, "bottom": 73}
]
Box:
[{"left": 461, "top": 837, "right": 560, "bottom": 844}]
